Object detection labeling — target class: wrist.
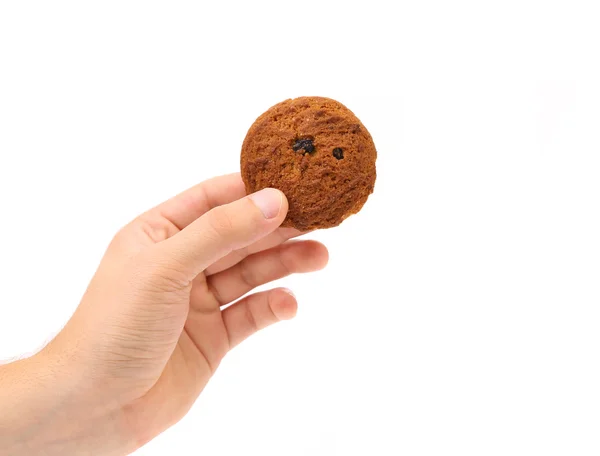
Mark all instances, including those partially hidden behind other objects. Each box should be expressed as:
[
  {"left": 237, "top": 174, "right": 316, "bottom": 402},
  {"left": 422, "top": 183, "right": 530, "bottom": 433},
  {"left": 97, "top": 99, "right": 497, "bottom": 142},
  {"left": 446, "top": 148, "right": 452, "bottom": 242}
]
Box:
[{"left": 0, "top": 346, "right": 136, "bottom": 455}]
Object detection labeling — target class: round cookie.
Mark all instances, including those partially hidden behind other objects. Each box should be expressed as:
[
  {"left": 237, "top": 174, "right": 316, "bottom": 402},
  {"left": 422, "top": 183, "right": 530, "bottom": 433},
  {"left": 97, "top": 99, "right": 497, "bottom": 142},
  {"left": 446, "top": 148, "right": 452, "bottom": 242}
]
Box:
[{"left": 240, "top": 97, "right": 377, "bottom": 231}]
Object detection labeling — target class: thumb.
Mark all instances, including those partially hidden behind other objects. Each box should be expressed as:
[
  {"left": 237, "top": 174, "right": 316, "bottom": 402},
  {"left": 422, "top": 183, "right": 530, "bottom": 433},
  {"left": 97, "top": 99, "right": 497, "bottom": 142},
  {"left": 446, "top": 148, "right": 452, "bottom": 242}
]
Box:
[{"left": 154, "top": 188, "right": 287, "bottom": 281}]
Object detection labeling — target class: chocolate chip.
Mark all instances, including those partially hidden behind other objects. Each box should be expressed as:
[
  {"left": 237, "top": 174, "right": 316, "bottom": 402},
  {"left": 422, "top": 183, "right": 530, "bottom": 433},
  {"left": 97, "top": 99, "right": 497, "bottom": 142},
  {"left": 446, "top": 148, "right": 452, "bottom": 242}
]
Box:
[
  {"left": 292, "top": 138, "right": 315, "bottom": 154},
  {"left": 332, "top": 148, "right": 344, "bottom": 160}
]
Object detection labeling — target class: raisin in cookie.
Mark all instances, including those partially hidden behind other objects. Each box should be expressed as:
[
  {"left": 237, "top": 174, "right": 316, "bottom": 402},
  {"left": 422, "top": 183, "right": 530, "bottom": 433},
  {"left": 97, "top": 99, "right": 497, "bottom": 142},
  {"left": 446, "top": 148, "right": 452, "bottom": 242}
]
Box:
[{"left": 240, "top": 96, "right": 377, "bottom": 231}]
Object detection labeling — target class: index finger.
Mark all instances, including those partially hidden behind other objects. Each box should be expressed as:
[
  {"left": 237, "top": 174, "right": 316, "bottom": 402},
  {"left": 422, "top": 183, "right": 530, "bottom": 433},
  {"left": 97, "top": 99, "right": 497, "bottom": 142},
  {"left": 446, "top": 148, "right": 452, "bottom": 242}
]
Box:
[{"left": 146, "top": 173, "right": 246, "bottom": 231}]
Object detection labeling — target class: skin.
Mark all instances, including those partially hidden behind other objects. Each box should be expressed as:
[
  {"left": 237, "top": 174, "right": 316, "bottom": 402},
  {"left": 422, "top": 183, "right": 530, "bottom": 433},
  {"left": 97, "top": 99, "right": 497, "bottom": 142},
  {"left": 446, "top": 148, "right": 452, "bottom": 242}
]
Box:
[{"left": 0, "top": 173, "right": 329, "bottom": 455}]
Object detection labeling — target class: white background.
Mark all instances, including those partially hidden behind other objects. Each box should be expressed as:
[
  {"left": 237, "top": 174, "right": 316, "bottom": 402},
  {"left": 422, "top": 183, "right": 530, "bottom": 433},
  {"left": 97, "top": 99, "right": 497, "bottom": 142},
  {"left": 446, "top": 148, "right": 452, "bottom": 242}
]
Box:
[{"left": 1, "top": 1, "right": 600, "bottom": 455}]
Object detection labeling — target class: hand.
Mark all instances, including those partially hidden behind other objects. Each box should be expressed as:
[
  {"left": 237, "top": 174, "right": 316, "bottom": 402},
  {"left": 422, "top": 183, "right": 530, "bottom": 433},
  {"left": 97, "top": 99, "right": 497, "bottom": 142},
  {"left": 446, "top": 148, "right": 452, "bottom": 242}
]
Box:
[{"left": 0, "top": 173, "right": 328, "bottom": 455}]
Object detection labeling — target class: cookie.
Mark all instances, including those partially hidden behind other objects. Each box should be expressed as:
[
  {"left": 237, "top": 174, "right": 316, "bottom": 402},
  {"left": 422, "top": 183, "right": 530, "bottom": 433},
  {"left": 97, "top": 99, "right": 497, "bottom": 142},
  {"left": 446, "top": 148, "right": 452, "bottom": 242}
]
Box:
[{"left": 240, "top": 96, "right": 377, "bottom": 230}]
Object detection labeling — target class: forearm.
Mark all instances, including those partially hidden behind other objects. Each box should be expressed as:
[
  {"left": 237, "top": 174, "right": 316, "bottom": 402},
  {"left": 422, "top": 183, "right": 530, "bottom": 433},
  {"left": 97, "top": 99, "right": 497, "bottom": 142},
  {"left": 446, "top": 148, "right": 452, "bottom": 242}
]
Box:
[
  {"left": 0, "top": 348, "right": 135, "bottom": 456},
  {"left": 0, "top": 355, "right": 54, "bottom": 453}
]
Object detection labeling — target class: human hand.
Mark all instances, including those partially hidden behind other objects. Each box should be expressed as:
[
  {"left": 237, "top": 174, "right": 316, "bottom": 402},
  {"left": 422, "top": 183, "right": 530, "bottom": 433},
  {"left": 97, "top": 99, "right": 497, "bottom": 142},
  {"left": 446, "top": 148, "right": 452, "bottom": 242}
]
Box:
[{"left": 0, "top": 173, "right": 328, "bottom": 455}]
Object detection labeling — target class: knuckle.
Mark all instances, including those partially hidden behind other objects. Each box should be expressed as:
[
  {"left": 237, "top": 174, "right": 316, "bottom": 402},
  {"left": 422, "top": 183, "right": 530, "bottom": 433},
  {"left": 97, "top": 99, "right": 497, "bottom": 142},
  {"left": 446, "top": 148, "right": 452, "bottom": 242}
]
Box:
[
  {"left": 206, "top": 207, "right": 235, "bottom": 239},
  {"left": 277, "top": 249, "right": 293, "bottom": 275},
  {"left": 243, "top": 302, "right": 259, "bottom": 333},
  {"left": 135, "top": 215, "right": 177, "bottom": 243},
  {"left": 266, "top": 291, "right": 280, "bottom": 322},
  {"left": 238, "top": 258, "right": 258, "bottom": 288}
]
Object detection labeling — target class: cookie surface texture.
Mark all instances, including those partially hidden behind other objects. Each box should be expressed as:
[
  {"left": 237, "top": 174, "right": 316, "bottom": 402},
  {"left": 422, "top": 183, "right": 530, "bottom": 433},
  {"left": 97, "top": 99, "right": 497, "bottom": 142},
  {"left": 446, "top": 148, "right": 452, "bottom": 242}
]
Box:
[{"left": 240, "top": 96, "right": 377, "bottom": 231}]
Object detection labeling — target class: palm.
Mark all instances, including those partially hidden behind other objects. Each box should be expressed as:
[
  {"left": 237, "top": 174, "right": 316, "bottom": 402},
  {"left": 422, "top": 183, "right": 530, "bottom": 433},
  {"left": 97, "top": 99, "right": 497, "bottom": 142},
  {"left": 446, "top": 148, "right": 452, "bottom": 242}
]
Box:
[
  {"left": 158, "top": 226, "right": 299, "bottom": 404},
  {"left": 122, "top": 174, "right": 327, "bottom": 429}
]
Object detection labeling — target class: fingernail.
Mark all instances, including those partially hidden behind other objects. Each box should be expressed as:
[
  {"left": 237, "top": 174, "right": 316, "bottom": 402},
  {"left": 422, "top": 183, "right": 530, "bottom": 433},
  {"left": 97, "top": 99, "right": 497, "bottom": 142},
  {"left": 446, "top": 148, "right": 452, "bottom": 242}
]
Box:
[
  {"left": 281, "top": 288, "right": 295, "bottom": 298},
  {"left": 250, "top": 188, "right": 282, "bottom": 219}
]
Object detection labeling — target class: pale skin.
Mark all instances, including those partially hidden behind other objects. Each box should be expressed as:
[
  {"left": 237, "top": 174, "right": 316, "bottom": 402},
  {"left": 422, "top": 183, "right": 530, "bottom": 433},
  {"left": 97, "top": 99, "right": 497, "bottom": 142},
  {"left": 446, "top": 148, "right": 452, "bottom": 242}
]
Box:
[{"left": 0, "top": 173, "right": 329, "bottom": 455}]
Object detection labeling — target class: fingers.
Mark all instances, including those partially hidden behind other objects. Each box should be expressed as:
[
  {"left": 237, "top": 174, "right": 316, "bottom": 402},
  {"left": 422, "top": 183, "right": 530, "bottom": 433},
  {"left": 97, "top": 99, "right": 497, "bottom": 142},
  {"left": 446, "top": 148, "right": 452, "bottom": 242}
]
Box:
[
  {"left": 207, "top": 240, "right": 328, "bottom": 305},
  {"left": 204, "top": 227, "right": 303, "bottom": 276},
  {"left": 146, "top": 173, "right": 246, "bottom": 231},
  {"left": 222, "top": 288, "right": 298, "bottom": 349},
  {"left": 153, "top": 188, "right": 288, "bottom": 281}
]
